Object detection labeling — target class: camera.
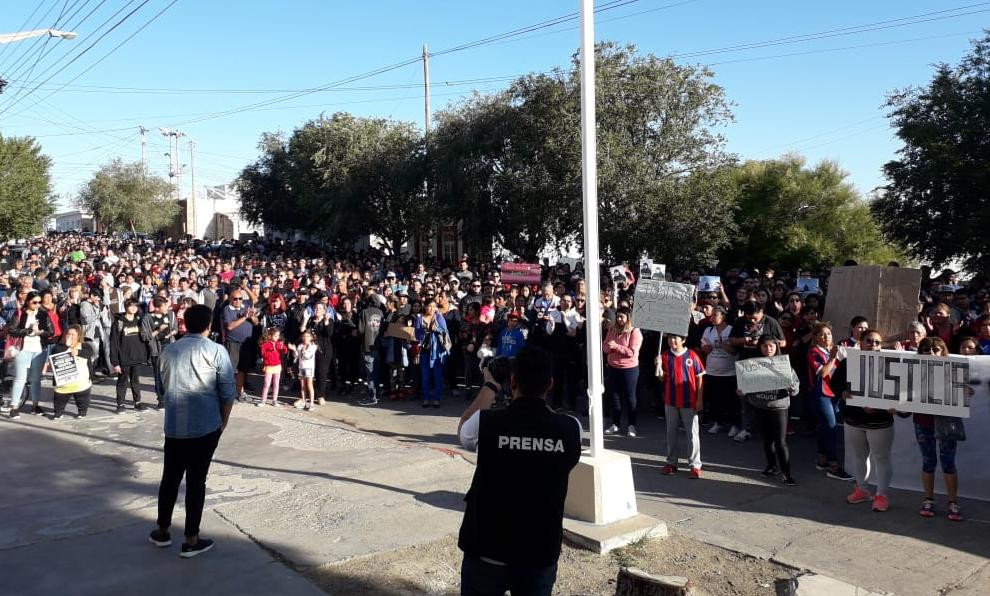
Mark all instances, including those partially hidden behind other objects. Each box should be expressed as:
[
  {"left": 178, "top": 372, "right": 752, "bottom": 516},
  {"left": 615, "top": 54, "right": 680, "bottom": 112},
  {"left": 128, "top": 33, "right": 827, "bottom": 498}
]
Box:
[{"left": 481, "top": 355, "right": 512, "bottom": 385}]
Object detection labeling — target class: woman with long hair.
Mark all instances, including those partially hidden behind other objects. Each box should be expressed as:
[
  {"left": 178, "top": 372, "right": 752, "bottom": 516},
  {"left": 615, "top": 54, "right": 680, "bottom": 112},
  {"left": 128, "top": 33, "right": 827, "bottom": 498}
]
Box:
[
  {"left": 415, "top": 299, "right": 450, "bottom": 408},
  {"left": 603, "top": 307, "right": 643, "bottom": 437},
  {"left": 915, "top": 337, "right": 964, "bottom": 521},
  {"left": 739, "top": 335, "right": 799, "bottom": 485},
  {"left": 807, "top": 321, "right": 852, "bottom": 480},
  {"left": 45, "top": 324, "right": 94, "bottom": 420},
  {"left": 6, "top": 291, "right": 55, "bottom": 418}
]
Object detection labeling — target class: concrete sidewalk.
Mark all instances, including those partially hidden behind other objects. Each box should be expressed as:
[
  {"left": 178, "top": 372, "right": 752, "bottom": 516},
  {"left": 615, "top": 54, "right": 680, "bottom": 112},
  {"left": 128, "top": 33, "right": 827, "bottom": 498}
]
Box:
[{"left": 0, "top": 374, "right": 474, "bottom": 596}]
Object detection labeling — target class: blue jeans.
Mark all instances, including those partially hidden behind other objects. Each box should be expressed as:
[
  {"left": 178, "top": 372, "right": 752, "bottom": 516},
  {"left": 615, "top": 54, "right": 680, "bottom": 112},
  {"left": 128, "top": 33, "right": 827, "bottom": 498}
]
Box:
[
  {"left": 9, "top": 349, "right": 46, "bottom": 409},
  {"left": 460, "top": 555, "right": 556, "bottom": 596},
  {"left": 363, "top": 351, "right": 379, "bottom": 399},
  {"left": 811, "top": 392, "right": 840, "bottom": 463},
  {"left": 420, "top": 358, "right": 444, "bottom": 403}
]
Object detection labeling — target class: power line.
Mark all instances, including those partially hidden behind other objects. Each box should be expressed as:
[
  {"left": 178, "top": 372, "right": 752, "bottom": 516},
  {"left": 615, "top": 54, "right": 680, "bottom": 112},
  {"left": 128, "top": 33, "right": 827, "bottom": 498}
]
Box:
[
  {"left": 0, "top": 0, "right": 62, "bottom": 73},
  {"left": 0, "top": 1, "right": 50, "bottom": 68}
]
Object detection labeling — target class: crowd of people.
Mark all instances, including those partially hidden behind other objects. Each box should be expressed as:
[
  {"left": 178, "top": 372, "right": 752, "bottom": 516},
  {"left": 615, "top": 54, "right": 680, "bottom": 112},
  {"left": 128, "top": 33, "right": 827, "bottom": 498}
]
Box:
[{"left": 0, "top": 232, "right": 982, "bottom": 522}]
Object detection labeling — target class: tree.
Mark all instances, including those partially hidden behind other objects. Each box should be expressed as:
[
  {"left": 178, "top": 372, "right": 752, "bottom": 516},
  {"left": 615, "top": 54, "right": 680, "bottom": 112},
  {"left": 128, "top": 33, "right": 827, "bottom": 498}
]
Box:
[
  {"left": 431, "top": 42, "right": 736, "bottom": 265},
  {"left": 872, "top": 31, "right": 990, "bottom": 274},
  {"left": 237, "top": 114, "right": 430, "bottom": 253},
  {"left": 720, "top": 156, "right": 902, "bottom": 270},
  {"left": 0, "top": 135, "right": 55, "bottom": 240},
  {"left": 77, "top": 159, "right": 177, "bottom": 233}
]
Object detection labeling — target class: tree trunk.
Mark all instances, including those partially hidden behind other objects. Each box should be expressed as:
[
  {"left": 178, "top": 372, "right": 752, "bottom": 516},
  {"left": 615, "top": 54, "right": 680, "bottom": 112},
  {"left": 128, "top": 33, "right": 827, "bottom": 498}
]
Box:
[{"left": 614, "top": 567, "right": 692, "bottom": 596}]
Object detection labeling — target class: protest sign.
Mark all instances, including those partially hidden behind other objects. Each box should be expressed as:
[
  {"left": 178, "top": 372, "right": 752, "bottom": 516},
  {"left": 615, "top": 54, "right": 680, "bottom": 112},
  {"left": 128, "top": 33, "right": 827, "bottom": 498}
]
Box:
[
  {"left": 823, "top": 266, "right": 921, "bottom": 342},
  {"left": 610, "top": 265, "right": 628, "bottom": 285},
  {"left": 385, "top": 322, "right": 416, "bottom": 342},
  {"left": 795, "top": 277, "right": 819, "bottom": 294},
  {"left": 651, "top": 263, "right": 667, "bottom": 280},
  {"left": 845, "top": 348, "right": 972, "bottom": 417},
  {"left": 698, "top": 276, "right": 721, "bottom": 293},
  {"left": 48, "top": 351, "right": 81, "bottom": 388},
  {"left": 501, "top": 263, "right": 542, "bottom": 284},
  {"left": 735, "top": 356, "right": 794, "bottom": 394},
  {"left": 559, "top": 257, "right": 581, "bottom": 271},
  {"left": 639, "top": 258, "right": 654, "bottom": 281},
  {"left": 632, "top": 279, "right": 693, "bottom": 335}
]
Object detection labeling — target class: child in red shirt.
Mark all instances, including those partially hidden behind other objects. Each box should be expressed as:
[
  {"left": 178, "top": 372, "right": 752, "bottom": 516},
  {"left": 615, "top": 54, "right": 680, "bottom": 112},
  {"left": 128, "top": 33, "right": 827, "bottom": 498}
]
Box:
[
  {"left": 658, "top": 334, "right": 705, "bottom": 478},
  {"left": 258, "top": 328, "right": 288, "bottom": 406}
]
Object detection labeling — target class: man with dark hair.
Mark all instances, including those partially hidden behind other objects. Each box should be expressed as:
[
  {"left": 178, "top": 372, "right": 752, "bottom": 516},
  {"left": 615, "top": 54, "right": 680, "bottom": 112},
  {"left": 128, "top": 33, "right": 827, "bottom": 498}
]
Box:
[
  {"left": 456, "top": 346, "right": 581, "bottom": 595},
  {"left": 150, "top": 304, "right": 236, "bottom": 558},
  {"left": 140, "top": 295, "right": 177, "bottom": 410}
]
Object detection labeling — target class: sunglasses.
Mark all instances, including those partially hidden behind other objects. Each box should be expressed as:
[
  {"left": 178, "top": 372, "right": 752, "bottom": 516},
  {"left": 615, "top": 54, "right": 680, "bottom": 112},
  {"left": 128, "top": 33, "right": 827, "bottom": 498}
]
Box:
[
  {"left": 29, "top": 300, "right": 41, "bottom": 305},
  {"left": 230, "top": 297, "right": 243, "bottom": 301}
]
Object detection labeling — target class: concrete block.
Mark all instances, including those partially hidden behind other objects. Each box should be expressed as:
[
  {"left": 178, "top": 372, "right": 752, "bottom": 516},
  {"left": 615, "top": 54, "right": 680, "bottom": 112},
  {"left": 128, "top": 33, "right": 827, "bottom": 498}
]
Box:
[
  {"left": 563, "top": 513, "right": 668, "bottom": 554},
  {"left": 564, "top": 450, "right": 638, "bottom": 524},
  {"left": 775, "top": 573, "right": 888, "bottom": 596}
]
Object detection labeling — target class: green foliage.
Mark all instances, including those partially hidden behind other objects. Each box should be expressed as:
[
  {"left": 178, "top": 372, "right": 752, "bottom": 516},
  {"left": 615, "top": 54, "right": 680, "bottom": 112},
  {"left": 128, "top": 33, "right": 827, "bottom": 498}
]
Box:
[
  {"left": 873, "top": 31, "right": 990, "bottom": 274},
  {"left": 237, "top": 114, "right": 430, "bottom": 253},
  {"left": 720, "top": 156, "right": 902, "bottom": 270},
  {"left": 0, "top": 135, "right": 55, "bottom": 240},
  {"left": 430, "top": 42, "right": 736, "bottom": 264},
  {"left": 76, "top": 159, "right": 177, "bottom": 233}
]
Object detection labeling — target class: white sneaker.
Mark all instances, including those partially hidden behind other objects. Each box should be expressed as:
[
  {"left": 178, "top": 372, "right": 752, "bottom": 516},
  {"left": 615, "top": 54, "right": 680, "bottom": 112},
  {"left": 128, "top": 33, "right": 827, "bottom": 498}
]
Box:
[
  {"left": 604, "top": 424, "right": 619, "bottom": 435},
  {"left": 627, "top": 425, "right": 637, "bottom": 438},
  {"left": 707, "top": 422, "right": 723, "bottom": 435},
  {"left": 727, "top": 425, "right": 741, "bottom": 438},
  {"left": 733, "top": 429, "right": 751, "bottom": 442}
]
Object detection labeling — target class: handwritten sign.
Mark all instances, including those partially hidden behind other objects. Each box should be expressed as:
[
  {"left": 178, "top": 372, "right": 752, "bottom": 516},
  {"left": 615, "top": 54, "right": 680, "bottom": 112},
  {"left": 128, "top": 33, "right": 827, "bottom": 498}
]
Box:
[
  {"left": 48, "top": 351, "right": 81, "bottom": 388},
  {"left": 632, "top": 280, "right": 693, "bottom": 335},
  {"left": 846, "top": 348, "right": 972, "bottom": 417},
  {"left": 735, "top": 356, "right": 794, "bottom": 394},
  {"left": 385, "top": 322, "right": 416, "bottom": 342},
  {"left": 501, "top": 263, "right": 542, "bottom": 285},
  {"left": 639, "top": 258, "right": 654, "bottom": 281},
  {"left": 698, "top": 276, "right": 721, "bottom": 293}
]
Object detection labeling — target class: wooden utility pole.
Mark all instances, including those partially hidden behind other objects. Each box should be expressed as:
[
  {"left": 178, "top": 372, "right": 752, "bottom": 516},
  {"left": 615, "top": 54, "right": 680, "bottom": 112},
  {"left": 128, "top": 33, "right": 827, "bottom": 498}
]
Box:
[{"left": 188, "top": 140, "right": 196, "bottom": 239}]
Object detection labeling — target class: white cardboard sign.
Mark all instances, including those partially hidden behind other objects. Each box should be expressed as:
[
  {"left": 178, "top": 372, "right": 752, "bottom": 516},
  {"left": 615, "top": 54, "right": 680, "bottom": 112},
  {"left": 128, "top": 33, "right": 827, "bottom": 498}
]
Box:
[{"left": 632, "top": 280, "right": 693, "bottom": 335}]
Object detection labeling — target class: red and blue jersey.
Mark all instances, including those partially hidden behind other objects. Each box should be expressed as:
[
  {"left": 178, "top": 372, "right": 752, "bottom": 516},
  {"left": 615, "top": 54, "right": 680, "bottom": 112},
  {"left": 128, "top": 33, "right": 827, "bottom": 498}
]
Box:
[
  {"left": 661, "top": 349, "right": 705, "bottom": 410},
  {"left": 806, "top": 345, "right": 835, "bottom": 398}
]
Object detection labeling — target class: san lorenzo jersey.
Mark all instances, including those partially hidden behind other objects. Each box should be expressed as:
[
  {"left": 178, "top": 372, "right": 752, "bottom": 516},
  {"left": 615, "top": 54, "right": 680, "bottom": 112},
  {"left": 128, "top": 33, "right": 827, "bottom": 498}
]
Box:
[{"left": 661, "top": 349, "right": 705, "bottom": 409}]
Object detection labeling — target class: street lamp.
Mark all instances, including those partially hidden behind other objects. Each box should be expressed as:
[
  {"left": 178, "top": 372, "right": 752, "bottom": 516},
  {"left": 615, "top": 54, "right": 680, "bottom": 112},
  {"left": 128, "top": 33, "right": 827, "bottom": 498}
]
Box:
[{"left": 0, "top": 29, "right": 78, "bottom": 44}]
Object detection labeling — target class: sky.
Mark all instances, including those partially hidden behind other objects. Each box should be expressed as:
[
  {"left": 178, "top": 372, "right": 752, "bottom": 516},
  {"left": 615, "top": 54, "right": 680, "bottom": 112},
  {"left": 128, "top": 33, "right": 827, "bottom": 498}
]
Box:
[{"left": 0, "top": 0, "right": 984, "bottom": 212}]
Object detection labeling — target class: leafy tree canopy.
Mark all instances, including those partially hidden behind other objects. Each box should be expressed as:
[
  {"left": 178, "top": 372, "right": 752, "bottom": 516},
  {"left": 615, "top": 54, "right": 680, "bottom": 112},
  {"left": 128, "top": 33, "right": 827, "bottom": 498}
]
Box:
[
  {"left": 0, "top": 135, "right": 55, "bottom": 240},
  {"left": 76, "top": 159, "right": 177, "bottom": 233}
]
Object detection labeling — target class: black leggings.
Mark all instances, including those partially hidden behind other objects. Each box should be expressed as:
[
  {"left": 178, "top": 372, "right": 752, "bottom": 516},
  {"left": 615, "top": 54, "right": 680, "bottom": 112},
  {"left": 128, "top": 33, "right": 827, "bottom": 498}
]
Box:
[
  {"left": 705, "top": 375, "right": 737, "bottom": 425},
  {"left": 607, "top": 365, "right": 639, "bottom": 427},
  {"left": 755, "top": 407, "right": 790, "bottom": 475},
  {"left": 116, "top": 364, "right": 142, "bottom": 405},
  {"left": 54, "top": 389, "right": 91, "bottom": 416},
  {"left": 314, "top": 350, "right": 332, "bottom": 398}
]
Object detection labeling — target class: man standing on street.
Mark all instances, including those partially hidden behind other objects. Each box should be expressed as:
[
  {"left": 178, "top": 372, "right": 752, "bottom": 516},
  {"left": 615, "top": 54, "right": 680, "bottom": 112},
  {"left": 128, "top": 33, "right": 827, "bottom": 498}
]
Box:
[
  {"left": 456, "top": 346, "right": 581, "bottom": 595},
  {"left": 149, "top": 305, "right": 236, "bottom": 558},
  {"left": 222, "top": 289, "right": 259, "bottom": 400},
  {"left": 141, "top": 296, "right": 177, "bottom": 409}
]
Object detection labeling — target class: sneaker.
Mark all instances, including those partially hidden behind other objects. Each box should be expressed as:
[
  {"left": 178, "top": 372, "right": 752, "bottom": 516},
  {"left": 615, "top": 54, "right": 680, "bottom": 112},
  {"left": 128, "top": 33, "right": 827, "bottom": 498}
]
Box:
[
  {"left": 32, "top": 404, "right": 45, "bottom": 416},
  {"left": 815, "top": 461, "right": 829, "bottom": 471},
  {"left": 919, "top": 498, "right": 935, "bottom": 518},
  {"left": 115, "top": 406, "right": 126, "bottom": 415},
  {"left": 0, "top": 404, "right": 10, "bottom": 414},
  {"left": 77, "top": 413, "right": 86, "bottom": 419},
  {"left": 782, "top": 475, "right": 797, "bottom": 486},
  {"left": 135, "top": 403, "right": 147, "bottom": 411},
  {"left": 872, "top": 494, "right": 889, "bottom": 512},
  {"left": 180, "top": 538, "right": 214, "bottom": 558},
  {"left": 9, "top": 409, "right": 19, "bottom": 420},
  {"left": 155, "top": 402, "right": 164, "bottom": 411},
  {"left": 733, "top": 429, "right": 751, "bottom": 442},
  {"left": 727, "top": 425, "right": 740, "bottom": 438},
  {"left": 627, "top": 425, "right": 637, "bottom": 438},
  {"left": 149, "top": 529, "right": 172, "bottom": 547},
  {"left": 847, "top": 486, "right": 873, "bottom": 504},
  {"left": 761, "top": 465, "right": 780, "bottom": 477},
  {"left": 689, "top": 467, "right": 702, "bottom": 479},
  {"left": 947, "top": 501, "right": 963, "bottom": 522},
  {"left": 707, "top": 422, "right": 723, "bottom": 435},
  {"left": 827, "top": 468, "right": 853, "bottom": 481},
  {"left": 317, "top": 397, "right": 325, "bottom": 406},
  {"left": 293, "top": 399, "right": 304, "bottom": 409},
  {"left": 51, "top": 414, "right": 63, "bottom": 422},
  {"left": 661, "top": 464, "right": 677, "bottom": 475},
  {"left": 255, "top": 402, "right": 264, "bottom": 407},
  {"left": 604, "top": 424, "right": 620, "bottom": 435},
  {"left": 431, "top": 402, "right": 441, "bottom": 408}
]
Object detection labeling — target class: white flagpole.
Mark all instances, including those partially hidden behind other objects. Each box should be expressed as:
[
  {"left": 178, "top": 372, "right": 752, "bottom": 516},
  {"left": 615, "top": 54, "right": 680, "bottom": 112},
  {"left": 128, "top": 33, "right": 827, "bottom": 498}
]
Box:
[{"left": 579, "top": 0, "right": 605, "bottom": 457}]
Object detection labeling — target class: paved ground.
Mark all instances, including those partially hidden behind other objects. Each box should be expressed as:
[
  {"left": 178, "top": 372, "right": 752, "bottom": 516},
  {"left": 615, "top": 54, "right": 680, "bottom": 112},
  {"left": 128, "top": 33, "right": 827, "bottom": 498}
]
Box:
[{"left": 2, "top": 371, "right": 988, "bottom": 595}]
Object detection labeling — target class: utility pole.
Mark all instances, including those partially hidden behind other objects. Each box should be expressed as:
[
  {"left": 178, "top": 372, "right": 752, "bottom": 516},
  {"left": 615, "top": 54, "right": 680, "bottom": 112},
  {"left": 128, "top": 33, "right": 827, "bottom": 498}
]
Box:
[
  {"left": 139, "top": 126, "right": 147, "bottom": 172},
  {"left": 422, "top": 43, "right": 431, "bottom": 136},
  {"left": 188, "top": 139, "right": 196, "bottom": 239}
]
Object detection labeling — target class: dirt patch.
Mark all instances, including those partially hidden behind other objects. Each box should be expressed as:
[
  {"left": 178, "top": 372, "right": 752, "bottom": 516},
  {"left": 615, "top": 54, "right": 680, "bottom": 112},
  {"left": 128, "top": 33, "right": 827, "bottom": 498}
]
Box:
[{"left": 304, "top": 532, "right": 798, "bottom": 595}]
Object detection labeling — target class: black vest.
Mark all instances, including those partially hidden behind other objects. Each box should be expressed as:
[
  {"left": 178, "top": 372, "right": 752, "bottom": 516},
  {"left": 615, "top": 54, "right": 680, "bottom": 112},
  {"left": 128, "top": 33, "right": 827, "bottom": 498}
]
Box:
[{"left": 458, "top": 397, "right": 581, "bottom": 567}]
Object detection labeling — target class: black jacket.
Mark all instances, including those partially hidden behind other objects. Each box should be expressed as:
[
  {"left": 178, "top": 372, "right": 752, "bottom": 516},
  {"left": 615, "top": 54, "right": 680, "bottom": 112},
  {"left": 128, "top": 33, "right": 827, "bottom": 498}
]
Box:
[
  {"left": 110, "top": 313, "right": 149, "bottom": 366},
  {"left": 458, "top": 397, "right": 581, "bottom": 567},
  {"left": 8, "top": 308, "right": 55, "bottom": 344}
]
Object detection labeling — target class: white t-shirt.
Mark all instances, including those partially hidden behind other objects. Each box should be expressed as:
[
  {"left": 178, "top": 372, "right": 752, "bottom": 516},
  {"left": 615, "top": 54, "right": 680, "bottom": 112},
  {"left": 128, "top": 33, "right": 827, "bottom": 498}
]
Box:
[
  {"left": 22, "top": 311, "right": 43, "bottom": 353},
  {"left": 701, "top": 324, "right": 736, "bottom": 376}
]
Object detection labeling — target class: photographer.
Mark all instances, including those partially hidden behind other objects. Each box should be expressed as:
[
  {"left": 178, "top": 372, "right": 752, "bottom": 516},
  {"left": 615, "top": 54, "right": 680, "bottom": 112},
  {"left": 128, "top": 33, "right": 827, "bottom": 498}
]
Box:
[
  {"left": 456, "top": 346, "right": 581, "bottom": 595},
  {"left": 457, "top": 355, "right": 512, "bottom": 448}
]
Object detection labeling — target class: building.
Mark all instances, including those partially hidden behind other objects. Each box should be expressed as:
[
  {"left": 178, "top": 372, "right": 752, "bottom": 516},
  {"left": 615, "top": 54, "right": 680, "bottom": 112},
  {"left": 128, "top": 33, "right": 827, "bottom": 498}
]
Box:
[
  {"left": 52, "top": 210, "right": 95, "bottom": 233},
  {"left": 164, "top": 184, "right": 263, "bottom": 240}
]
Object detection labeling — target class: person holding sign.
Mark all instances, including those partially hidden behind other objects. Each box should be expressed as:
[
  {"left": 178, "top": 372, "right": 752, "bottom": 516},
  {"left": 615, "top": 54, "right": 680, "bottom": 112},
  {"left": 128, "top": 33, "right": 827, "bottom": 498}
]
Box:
[
  {"left": 806, "top": 322, "right": 853, "bottom": 481},
  {"left": 603, "top": 308, "right": 643, "bottom": 437},
  {"left": 833, "top": 329, "right": 897, "bottom": 512},
  {"left": 738, "top": 336, "right": 799, "bottom": 486},
  {"left": 45, "top": 325, "right": 94, "bottom": 420},
  {"left": 914, "top": 338, "right": 964, "bottom": 522}
]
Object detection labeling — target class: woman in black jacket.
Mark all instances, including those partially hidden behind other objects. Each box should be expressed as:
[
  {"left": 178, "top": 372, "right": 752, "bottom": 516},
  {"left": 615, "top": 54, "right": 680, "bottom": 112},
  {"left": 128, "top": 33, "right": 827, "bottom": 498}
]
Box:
[
  {"left": 304, "top": 301, "right": 335, "bottom": 404},
  {"left": 333, "top": 297, "right": 360, "bottom": 395},
  {"left": 6, "top": 291, "right": 55, "bottom": 418},
  {"left": 110, "top": 298, "right": 150, "bottom": 413}
]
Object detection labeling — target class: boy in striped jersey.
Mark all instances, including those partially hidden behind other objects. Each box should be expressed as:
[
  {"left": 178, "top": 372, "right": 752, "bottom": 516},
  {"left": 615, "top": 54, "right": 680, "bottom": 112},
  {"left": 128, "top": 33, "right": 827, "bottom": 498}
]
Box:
[{"left": 658, "top": 334, "right": 706, "bottom": 478}]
